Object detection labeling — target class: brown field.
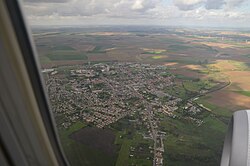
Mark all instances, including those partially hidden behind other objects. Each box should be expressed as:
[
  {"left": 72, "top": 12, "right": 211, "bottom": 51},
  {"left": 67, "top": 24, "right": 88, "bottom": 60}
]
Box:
[
  {"left": 208, "top": 89, "right": 250, "bottom": 110},
  {"left": 205, "top": 62, "right": 250, "bottom": 110},
  {"left": 182, "top": 64, "right": 204, "bottom": 70},
  {"left": 165, "top": 60, "right": 250, "bottom": 111},
  {"left": 164, "top": 62, "right": 179, "bottom": 66},
  {"left": 226, "top": 71, "right": 250, "bottom": 90}
]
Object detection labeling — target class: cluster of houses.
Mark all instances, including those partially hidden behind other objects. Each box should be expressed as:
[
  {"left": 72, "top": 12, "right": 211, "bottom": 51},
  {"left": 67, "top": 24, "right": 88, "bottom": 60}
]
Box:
[{"left": 44, "top": 62, "right": 207, "bottom": 166}]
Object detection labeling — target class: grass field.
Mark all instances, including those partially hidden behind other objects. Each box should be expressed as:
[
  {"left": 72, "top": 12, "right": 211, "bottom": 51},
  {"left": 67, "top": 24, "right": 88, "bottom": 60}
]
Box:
[
  {"left": 152, "top": 55, "right": 168, "bottom": 59},
  {"left": 143, "top": 51, "right": 165, "bottom": 55},
  {"left": 183, "top": 80, "right": 215, "bottom": 92},
  {"left": 195, "top": 97, "right": 232, "bottom": 118},
  {"left": 162, "top": 115, "right": 227, "bottom": 166},
  {"left": 235, "top": 91, "right": 250, "bottom": 97},
  {"left": 111, "top": 117, "right": 153, "bottom": 166},
  {"left": 116, "top": 140, "right": 131, "bottom": 166},
  {"left": 161, "top": 101, "right": 230, "bottom": 166}
]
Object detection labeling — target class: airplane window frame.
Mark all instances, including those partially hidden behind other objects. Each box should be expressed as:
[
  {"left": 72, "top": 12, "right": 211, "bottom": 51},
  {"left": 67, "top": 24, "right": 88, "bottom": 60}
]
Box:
[{"left": 1, "top": 0, "right": 69, "bottom": 165}]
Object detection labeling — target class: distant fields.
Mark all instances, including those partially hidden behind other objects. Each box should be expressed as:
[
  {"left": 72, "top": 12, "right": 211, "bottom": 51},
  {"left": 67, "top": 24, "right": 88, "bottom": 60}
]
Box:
[
  {"left": 46, "top": 51, "right": 88, "bottom": 61},
  {"left": 167, "top": 44, "right": 192, "bottom": 51},
  {"left": 243, "top": 54, "right": 250, "bottom": 58},
  {"left": 88, "top": 46, "right": 106, "bottom": 53},
  {"left": 51, "top": 45, "right": 75, "bottom": 51},
  {"left": 35, "top": 27, "right": 250, "bottom": 166}
]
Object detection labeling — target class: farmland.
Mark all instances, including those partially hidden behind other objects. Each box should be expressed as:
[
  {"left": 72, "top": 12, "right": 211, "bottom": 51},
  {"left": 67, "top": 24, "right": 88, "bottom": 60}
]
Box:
[
  {"left": 35, "top": 26, "right": 250, "bottom": 166},
  {"left": 58, "top": 122, "right": 116, "bottom": 166}
]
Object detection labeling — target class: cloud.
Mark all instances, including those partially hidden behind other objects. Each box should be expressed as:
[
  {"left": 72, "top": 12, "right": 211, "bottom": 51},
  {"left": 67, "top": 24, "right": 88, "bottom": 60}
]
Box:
[
  {"left": 173, "top": 0, "right": 226, "bottom": 10},
  {"left": 173, "top": 0, "right": 205, "bottom": 11},
  {"left": 205, "top": 0, "right": 225, "bottom": 9},
  {"left": 23, "top": 0, "right": 160, "bottom": 17},
  {"left": 132, "top": 0, "right": 144, "bottom": 10},
  {"left": 226, "top": 0, "right": 246, "bottom": 8},
  {"left": 22, "top": 0, "right": 250, "bottom": 27}
]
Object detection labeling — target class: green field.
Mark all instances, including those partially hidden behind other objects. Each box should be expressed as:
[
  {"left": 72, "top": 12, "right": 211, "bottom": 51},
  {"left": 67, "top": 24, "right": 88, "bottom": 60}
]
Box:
[
  {"left": 142, "top": 50, "right": 166, "bottom": 55},
  {"left": 195, "top": 97, "right": 232, "bottom": 118},
  {"left": 164, "top": 75, "right": 215, "bottom": 100},
  {"left": 115, "top": 140, "right": 131, "bottom": 166},
  {"left": 235, "top": 91, "right": 250, "bottom": 97},
  {"left": 111, "top": 117, "right": 153, "bottom": 166},
  {"left": 168, "top": 45, "right": 192, "bottom": 51},
  {"left": 163, "top": 115, "right": 227, "bottom": 166},
  {"left": 183, "top": 80, "right": 216, "bottom": 92},
  {"left": 230, "top": 60, "right": 250, "bottom": 71},
  {"left": 115, "top": 134, "right": 152, "bottom": 166},
  {"left": 160, "top": 100, "right": 231, "bottom": 166}
]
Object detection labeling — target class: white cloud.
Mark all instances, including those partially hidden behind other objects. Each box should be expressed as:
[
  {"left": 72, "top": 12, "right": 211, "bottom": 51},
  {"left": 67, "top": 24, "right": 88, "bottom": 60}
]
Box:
[
  {"left": 132, "top": 0, "right": 144, "bottom": 10},
  {"left": 173, "top": 0, "right": 225, "bottom": 10},
  {"left": 173, "top": 0, "right": 205, "bottom": 11},
  {"left": 22, "top": 0, "right": 250, "bottom": 27},
  {"left": 226, "top": 0, "right": 247, "bottom": 8}
]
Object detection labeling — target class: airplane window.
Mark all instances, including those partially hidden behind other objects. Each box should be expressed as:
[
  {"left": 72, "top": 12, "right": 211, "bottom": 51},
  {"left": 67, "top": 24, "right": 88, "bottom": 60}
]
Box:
[{"left": 21, "top": 0, "right": 250, "bottom": 166}]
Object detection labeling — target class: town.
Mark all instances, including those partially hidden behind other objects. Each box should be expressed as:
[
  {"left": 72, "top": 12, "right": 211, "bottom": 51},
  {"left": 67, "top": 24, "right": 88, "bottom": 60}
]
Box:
[{"left": 44, "top": 62, "right": 206, "bottom": 166}]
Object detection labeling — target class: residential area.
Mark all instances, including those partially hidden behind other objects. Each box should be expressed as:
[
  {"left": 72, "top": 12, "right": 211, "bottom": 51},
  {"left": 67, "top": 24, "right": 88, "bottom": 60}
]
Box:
[{"left": 44, "top": 62, "right": 208, "bottom": 166}]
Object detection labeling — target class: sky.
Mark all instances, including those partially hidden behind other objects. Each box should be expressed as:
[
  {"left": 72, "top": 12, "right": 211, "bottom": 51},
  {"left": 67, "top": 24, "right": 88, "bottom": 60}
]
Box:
[{"left": 22, "top": 0, "right": 250, "bottom": 28}]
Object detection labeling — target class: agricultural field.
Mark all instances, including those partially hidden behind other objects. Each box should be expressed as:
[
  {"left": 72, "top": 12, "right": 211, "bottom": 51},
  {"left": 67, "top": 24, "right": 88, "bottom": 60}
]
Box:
[
  {"left": 58, "top": 115, "right": 154, "bottom": 166},
  {"left": 58, "top": 122, "right": 116, "bottom": 166},
  {"left": 111, "top": 117, "right": 154, "bottom": 166},
  {"left": 34, "top": 26, "right": 250, "bottom": 166}
]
